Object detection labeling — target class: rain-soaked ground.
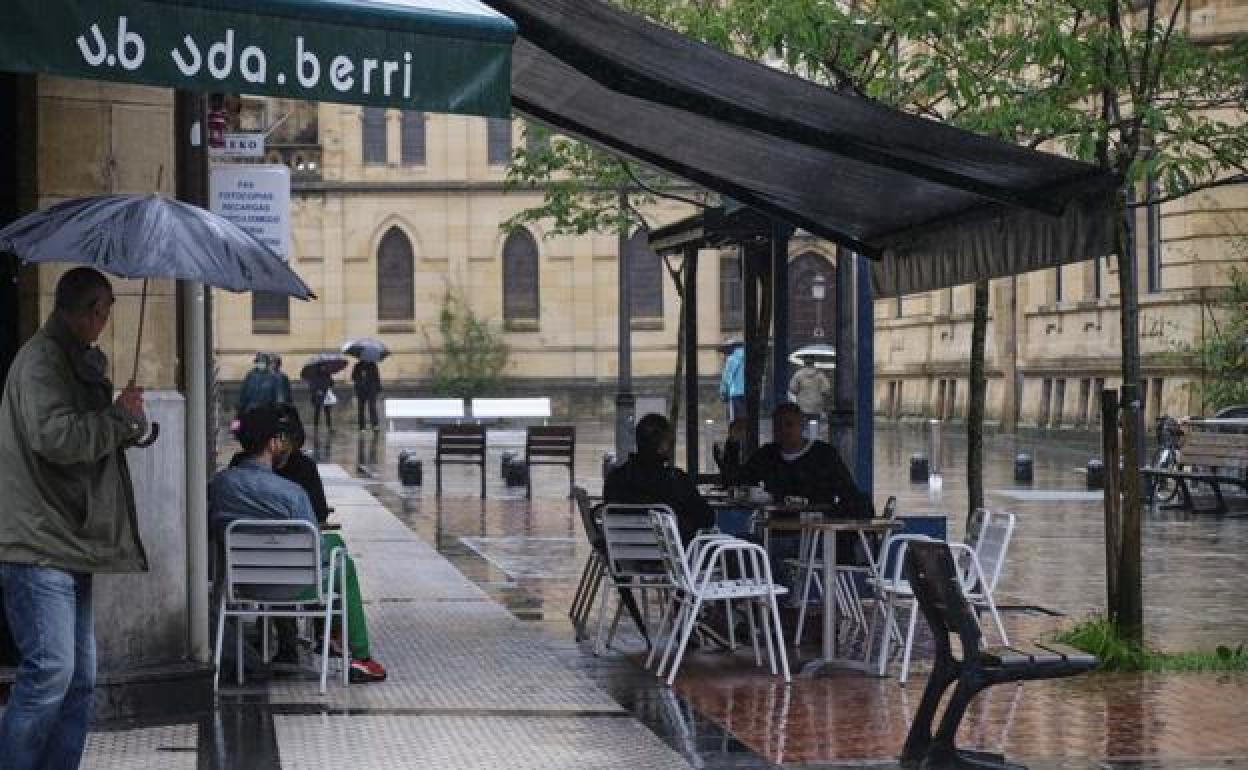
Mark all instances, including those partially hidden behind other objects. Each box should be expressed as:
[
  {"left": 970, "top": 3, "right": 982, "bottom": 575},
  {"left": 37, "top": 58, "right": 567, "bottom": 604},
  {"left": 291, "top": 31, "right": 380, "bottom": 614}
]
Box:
[
  {"left": 185, "top": 415, "right": 1248, "bottom": 768},
  {"left": 299, "top": 417, "right": 1248, "bottom": 652}
]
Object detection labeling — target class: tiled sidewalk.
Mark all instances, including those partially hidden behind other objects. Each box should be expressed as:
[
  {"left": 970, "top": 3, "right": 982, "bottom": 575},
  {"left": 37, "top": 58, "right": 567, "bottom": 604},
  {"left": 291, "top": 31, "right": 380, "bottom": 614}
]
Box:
[{"left": 80, "top": 466, "right": 691, "bottom": 770}]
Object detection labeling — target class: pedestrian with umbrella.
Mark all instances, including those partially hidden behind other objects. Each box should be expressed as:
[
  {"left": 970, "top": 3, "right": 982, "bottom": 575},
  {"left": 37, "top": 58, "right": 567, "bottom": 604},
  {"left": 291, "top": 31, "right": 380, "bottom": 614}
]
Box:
[
  {"left": 0, "top": 193, "right": 310, "bottom": 770},
  {"left": 302, "top": 354, "right": 348, "bottom": 434},
  {"left": 343, "top": 338, "right": 388, "bottom": 432}
]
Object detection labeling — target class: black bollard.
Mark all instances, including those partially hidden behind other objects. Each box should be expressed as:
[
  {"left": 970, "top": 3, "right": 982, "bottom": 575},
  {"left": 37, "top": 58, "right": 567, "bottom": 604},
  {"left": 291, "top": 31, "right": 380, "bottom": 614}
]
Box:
[
  {"left": 1014, "top": 453, "right": 1034, "bottom": 483},
  {"left": 504, "top": 460, "right": 529, "bottom": 487},
  {"left": 500, "top": 450, "right": 517, "bottom": 479},
  {"left": 1086, "top": 458, "right": 1104, "bottom": 490},
  {"left": 398, "top": 451, "right": 423, "bottom": 486},
  {"left": 909, "top": 454, "right": 930, "bottom": 483}
]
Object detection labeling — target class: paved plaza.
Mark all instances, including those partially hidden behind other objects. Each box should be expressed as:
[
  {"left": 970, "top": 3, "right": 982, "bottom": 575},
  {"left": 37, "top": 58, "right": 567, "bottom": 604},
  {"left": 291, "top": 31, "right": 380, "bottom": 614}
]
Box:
[{"left": 46, "top": 423, "right": 1248, "bottom": 767}]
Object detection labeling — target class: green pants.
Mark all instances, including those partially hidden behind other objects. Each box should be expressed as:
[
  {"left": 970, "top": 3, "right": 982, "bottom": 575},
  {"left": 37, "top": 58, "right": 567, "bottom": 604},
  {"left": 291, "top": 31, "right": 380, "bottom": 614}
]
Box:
[{"left": 302, "top": 532, "right": 371, "bottom": 660}]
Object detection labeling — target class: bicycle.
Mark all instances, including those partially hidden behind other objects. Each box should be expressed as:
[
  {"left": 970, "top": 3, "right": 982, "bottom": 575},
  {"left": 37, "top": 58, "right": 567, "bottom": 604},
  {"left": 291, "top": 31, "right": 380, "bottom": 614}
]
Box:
[{"left": 1149, "top": 415, "right": 1184, "bottom": 504}]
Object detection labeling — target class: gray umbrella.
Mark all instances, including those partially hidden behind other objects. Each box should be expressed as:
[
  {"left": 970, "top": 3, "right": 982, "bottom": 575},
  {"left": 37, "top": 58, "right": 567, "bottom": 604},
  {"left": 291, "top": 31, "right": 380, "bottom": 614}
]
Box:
[
  {"left": 341, "top": 337, "right": 390, "bottom": 363},
  {"left": 0, "top": 194, "right": 314, "bottom": 382}
]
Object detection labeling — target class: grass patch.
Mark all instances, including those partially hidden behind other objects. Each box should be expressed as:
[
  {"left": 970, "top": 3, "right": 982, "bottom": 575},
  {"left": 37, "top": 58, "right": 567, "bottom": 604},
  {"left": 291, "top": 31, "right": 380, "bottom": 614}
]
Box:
[{"left": 1056, "top": 617, "right": 1248, "bottom": 672}]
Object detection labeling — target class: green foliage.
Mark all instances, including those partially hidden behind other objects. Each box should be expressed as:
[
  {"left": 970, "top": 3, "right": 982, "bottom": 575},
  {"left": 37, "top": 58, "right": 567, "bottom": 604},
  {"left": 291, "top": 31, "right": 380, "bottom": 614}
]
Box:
[
  {"left": 425, "top": 289, "right": 509, "bottom": 399},
  {"left": 1195, "top": 246, "right": 1248, "bottom": 412},
  {"left": 504, "top": 118, "right": 712, "bottom": 238},
  {"left": 1057, "top": 617, "right": 1248, "bottom": 672}
]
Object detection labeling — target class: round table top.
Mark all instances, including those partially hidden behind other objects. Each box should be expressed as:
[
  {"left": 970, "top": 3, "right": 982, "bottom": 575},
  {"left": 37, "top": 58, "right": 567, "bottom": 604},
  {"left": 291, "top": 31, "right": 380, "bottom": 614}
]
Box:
[{"left": 764, "top": 516, "right": 901, "bottom": 533}]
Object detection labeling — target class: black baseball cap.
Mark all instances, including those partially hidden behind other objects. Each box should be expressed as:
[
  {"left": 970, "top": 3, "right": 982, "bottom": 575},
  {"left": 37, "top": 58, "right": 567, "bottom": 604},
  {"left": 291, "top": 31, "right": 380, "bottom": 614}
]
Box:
[{"left": 237, "top": 405, "right": 293, "bottom": 452}]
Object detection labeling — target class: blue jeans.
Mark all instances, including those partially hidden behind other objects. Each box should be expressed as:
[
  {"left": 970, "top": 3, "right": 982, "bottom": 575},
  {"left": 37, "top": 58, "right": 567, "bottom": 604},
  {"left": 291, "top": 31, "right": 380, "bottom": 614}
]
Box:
[{"left": 0, "top": 563, "right": 95, "bottom": 770}]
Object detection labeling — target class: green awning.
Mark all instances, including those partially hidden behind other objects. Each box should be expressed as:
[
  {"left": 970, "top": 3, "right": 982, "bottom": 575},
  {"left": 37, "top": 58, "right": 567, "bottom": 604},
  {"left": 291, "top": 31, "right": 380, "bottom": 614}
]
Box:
[{"left": 0, "top": 0, "right": 514, "bottom": 118}]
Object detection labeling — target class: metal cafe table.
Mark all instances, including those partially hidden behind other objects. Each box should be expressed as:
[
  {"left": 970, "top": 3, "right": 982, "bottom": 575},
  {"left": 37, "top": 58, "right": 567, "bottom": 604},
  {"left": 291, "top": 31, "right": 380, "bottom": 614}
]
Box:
[{"left": 765, "top": 513, "right": 898, "bottom": 676}]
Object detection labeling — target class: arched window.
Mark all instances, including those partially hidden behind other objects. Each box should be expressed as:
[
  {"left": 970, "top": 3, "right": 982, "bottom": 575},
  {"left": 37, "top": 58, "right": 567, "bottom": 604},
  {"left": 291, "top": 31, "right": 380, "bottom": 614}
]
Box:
[
  {"left": 502, "top": 228, "right": 540, "bottom": 326},
  {"left": 788, "top": 251, "right": 835, "bottom": 347},
  {"left": 377, "top": 227, "right": 414, "bottom": 321},
  {"left": 487, "top": 117, "right": 512, "bottom": 165},
  {"left": 361, "top": 107, "right": 387, "bottom": 164},
  {"left": 401, "top": 111, "right": 426, "bottom": 166},
  {"left": 626, "top": 230, "right": 663, "bottom": 321}
]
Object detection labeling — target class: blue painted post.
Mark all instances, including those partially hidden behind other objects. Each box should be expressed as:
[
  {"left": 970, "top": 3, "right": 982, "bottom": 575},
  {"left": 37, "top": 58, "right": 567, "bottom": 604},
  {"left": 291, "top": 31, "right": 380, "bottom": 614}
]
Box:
[
  {"left": 770, "top": 222, "right": 791, "bottom": 411},
  {"left": 855, "top": 253, "right": 874, "bottom": 497}
]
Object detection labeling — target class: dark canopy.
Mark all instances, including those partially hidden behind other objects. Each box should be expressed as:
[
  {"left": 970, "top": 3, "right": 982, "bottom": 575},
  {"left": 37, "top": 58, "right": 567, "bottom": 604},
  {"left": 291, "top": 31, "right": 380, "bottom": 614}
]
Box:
[{"left": 486, "top": 0, "right": 1119, "bottom": 297}]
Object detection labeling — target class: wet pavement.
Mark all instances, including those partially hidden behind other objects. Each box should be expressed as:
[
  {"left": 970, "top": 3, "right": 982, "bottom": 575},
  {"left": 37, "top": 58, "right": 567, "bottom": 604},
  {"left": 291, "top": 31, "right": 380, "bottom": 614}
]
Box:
[{"left": 60, "top": 418, "right": 1248, "bottom": 767}]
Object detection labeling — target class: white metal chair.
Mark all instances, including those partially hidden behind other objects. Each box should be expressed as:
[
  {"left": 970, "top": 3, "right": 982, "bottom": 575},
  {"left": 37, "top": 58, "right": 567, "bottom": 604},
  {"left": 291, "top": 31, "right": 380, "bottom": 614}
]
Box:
[
  {"left": 790, "top": 518, "right": 875, "bottom": 647},
  {"left": 569, "top": 487, "right": 608, "bottom": 641},
  {"left": 594, "top": 504, "right": 676, "bottom": 655},
  {"left": 869, "top": 509, "right": 1016, "bottom": 684},
  {"left": 213, "top": 519, "right": 349, "bottom": 695},
  {"left": 646, "top": 510, "right": 790, "bottom": 686}
]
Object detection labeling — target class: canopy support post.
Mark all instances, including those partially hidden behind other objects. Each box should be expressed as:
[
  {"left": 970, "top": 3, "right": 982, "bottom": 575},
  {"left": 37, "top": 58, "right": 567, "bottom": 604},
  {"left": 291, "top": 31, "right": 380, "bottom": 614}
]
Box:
[
  {"left": 770, "top": 221, "right": 791, "bottom": 411},
  {"left": 830, "top": 247, "right": 855, "bottom": 460},
  {"left": 176, "top": 89, "right": 210, "bottom": 664},
  {"left": 855, "top": 253, "right": 874, "bottom": 495},
  {"left": 683, "top": 245, "right": 699, "bottom": 475},
  {"left": 614, "top": 192, "right": 635, "bottom": 459}
]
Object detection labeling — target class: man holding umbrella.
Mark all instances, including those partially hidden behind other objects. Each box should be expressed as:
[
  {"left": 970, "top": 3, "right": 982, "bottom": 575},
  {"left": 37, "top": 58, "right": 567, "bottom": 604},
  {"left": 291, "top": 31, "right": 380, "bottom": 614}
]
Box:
[
  {"left": 344, "top": 338, "right": 388, "bottom": 433},
  {"left": 302, "top": 354, "right": 348, "bottom": 434},
  {"left": 0, "top": 268, "right": 148, "bottom": 769}
]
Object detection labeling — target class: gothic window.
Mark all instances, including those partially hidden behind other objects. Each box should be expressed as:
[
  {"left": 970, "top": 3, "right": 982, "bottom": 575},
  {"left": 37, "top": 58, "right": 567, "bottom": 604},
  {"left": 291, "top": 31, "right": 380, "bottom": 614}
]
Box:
[
  {"left": 377, "top": 227, "right": 414, "bottom": 321},
  {"left": 626, "top": 230, "right": 663, "bottom": 321},
  {"left": 400, "top": 111, "right": 426, "bottom": 166},
  {"left": 502, "top": 228, "right": 540, "bottom": 325},
  {"left": 720, "top": 253, "right": 743, "bottom": 331},
  {"left": 487, "top": 118, "right": 513, "bottom": 166},
  {"left": 361, "top": 107, "right": 387, "bottom": 164}
]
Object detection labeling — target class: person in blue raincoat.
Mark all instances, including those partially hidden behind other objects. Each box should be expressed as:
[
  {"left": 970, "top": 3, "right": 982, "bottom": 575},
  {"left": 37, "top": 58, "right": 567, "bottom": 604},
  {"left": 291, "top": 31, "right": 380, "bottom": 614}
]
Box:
[
  {"left": 237, "top": 353, "right": 279, "bottom": 417},
  {"left": 718, "top": 341, "right": 745, "bottom": 421}
]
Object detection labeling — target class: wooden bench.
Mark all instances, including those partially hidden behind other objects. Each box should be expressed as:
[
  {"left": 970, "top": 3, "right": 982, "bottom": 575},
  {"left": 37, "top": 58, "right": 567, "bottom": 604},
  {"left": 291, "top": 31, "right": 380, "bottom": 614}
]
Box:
[
  {"left": 469, "top": 397, "right": 552, "bottom": 422},
  {"left": 901, "top": 540, "right": 1097, "bottom": 770},
  {"left": 524, "top": 425, "right": 576, "bottom": 498},
  {"left": 1142, "top": 424, "right": 1248, "bottom": 514},
  {"left": 384, "top": 398, "right": 465, "bottom": 432},
  {"left": 435, "top": 424, "right": 486, "bottom": 498}
]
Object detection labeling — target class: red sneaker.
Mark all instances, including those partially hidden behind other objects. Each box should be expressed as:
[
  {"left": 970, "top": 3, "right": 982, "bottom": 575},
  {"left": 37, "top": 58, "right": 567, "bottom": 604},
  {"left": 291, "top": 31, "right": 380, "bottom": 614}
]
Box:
[{"left": 349, "top": 658, "right": 387, "bottom": 683}]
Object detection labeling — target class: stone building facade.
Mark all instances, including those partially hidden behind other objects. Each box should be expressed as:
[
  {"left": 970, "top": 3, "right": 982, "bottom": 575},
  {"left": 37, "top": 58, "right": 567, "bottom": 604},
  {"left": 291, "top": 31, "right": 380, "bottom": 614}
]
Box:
[{"left": 212, "top": 99, "right": 752, "bottom": 415}]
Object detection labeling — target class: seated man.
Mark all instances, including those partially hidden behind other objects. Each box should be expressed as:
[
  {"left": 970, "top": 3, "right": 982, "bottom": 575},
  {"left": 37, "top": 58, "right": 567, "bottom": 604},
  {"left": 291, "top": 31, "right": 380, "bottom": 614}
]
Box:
[
  {"left": 604, "top": 413, "right": 714, "bottom": 544},
  {"left": 209, "top": 406, "right": 386, "bottom": 683},
  {"left": 229, "top": 404, "right": 329, "bottom": 526},
  {"left": 735, "top": 402, "right": 872, "bottom": 517}
]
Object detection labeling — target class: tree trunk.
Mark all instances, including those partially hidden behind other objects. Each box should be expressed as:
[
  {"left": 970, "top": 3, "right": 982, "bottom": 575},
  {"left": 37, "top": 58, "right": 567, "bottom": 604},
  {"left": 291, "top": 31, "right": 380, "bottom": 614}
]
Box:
[
  {"left": 1115, "top": 192, "right": 1145, "bottom": 645},
  {"left": 967, "top": 279, "right": 990, "bottom": 520}
]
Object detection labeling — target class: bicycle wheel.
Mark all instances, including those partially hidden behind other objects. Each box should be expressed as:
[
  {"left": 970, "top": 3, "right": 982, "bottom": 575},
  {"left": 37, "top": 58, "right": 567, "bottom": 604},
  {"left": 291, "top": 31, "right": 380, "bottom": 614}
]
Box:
[{"left": 1153, "top": 450, "right": 1180, "bottom": 504}]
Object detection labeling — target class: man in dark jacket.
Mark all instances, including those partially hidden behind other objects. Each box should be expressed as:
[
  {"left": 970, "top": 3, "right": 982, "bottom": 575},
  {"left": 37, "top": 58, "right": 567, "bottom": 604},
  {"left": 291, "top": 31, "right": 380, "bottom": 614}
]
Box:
[
  {"left": 0, "top": 268, "right": 148, "bottom": 770},
  {"left": 351, "top": 360, "right": 382, "bottom": 431},
  {"left": 604, "top": 413, "right": 714, "bottom": 544},
  {"left": 735, "top": 402, "right": 871, "bottom": 517}
]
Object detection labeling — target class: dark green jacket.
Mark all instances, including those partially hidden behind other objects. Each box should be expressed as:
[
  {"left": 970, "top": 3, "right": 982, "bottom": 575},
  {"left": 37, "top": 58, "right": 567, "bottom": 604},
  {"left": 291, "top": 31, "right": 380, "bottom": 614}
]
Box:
[{"left": 0, "top": 315, "right": 148, "bottom": 573}]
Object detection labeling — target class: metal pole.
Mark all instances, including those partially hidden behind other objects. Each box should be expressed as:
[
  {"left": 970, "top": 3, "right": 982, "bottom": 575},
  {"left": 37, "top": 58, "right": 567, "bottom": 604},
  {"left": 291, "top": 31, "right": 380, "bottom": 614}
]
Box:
[
  {"left": 855, "top": 253, "right": 874, "bottom": 492},
  {"left": 742, "top": 243, "right": 761, "bottom": 455},
  {"left": 614, "top": 193, "right": 635, "bottom": 457},
  {"left": 830, "top": 246, "right": 854, "bottom": 460},
  {"left": 770, "top": 222, "right": 790, "bottom": 410},
  {"left": 683, "top": 246, "right": 699, "bottom": 474},
  {"left": 175, "top": 90, "right": 210, "bottom": 663}
]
